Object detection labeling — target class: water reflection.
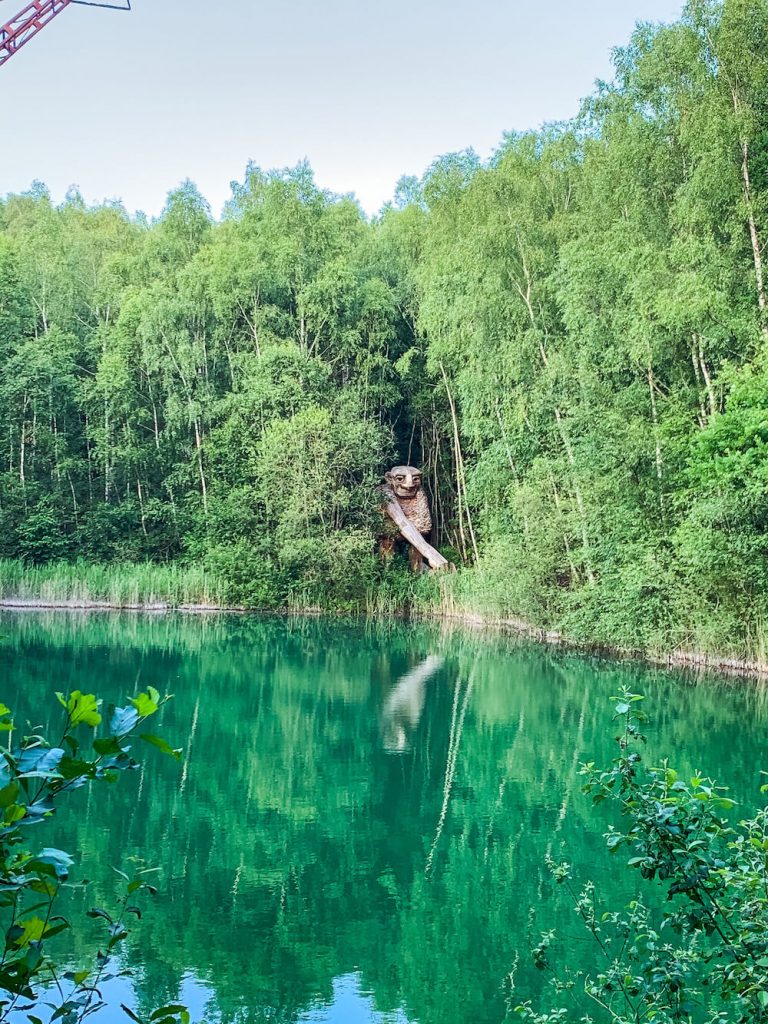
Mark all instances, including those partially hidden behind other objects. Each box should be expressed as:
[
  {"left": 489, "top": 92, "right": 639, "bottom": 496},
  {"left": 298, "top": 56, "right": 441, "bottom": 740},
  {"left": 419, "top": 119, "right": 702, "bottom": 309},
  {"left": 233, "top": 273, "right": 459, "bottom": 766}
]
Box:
[
  {"left": 381, "top": 654, "right": 444, "bottom": 753},
  {"left": 0, "top": 613, "right": 766, "bottom": 1024},
  {"left": 298, "top": 973, "right": 412, "bottom": 1024}
]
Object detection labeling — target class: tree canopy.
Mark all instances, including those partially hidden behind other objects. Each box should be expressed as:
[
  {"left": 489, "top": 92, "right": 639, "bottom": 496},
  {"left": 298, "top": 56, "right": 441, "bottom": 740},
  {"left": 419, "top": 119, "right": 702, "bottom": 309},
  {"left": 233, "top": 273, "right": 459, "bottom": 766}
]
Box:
[{"left": 1, "top": 0, "right": 767, "bottom": 657}]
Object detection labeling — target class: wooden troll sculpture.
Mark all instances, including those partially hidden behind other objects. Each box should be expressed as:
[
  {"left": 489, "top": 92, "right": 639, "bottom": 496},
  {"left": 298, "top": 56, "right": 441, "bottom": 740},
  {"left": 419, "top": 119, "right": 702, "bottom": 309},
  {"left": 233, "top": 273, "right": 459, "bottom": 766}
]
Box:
[{"left": 379, "top": 465, "right": 452, "bottom": 571}]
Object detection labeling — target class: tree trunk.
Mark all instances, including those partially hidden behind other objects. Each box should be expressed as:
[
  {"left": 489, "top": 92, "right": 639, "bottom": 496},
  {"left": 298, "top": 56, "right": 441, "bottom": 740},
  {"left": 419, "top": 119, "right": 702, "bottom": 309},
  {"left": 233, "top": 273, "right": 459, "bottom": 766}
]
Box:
[
  {"left": 441, "top": 365, "right": 480, "bottom": 564},
  {"left": 550, "top": 476, "right": 579, "bottom": 585},
  {"left": 554, "top": 408, "right": 595, "bottom": 583},
  {"left": 104, "top": 399, "right": 110, "bottom": 502},
  {"left": 137, "top": 478, "right": 148, "bottom": 537},
  {"left": 647, "top": 366, "right": 665, "bottom": 517},
  {"left": 193, "top": 418, "right": 209, "bottom": 517},
  {"left": 694, "top": 333, "right": 717, "bottom": 419},
  {"left": 19, "top": 393, "right": 29, "bottom": 485},
  {"left": 740, "top": 139, "right": 768, "bottom": 335},
  {"left": 730, "top": 82, "right": 768, "bottom": 335},
  {"left": 495, "top": 399, "right": 530, "bottom": 542}
]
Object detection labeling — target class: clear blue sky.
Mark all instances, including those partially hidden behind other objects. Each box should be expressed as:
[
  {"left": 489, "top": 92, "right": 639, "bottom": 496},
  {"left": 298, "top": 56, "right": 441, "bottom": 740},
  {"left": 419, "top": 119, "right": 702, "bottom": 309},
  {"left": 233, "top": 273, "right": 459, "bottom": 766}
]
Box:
[{"left": 1, "top": 0, "right": 683, "bottom": 218}]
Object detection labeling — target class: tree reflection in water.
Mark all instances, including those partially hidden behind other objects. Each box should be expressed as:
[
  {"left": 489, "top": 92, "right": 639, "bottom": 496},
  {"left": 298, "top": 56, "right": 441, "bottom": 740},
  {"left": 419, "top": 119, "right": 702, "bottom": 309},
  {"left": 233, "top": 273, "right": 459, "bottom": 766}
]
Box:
[{"left": 1, "top": 613, "right": 766, "bottom": 1024}]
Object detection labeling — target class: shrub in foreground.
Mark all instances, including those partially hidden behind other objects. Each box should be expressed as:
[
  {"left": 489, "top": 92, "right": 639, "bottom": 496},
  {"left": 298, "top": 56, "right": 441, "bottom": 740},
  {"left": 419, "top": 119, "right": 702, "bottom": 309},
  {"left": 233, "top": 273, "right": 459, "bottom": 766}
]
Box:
[
  {"left": 0, "top": 689, "right": 187, "bottom": 1024},
  {"left": 514, "top": 689, "right": 768, "bottom": 1024}
]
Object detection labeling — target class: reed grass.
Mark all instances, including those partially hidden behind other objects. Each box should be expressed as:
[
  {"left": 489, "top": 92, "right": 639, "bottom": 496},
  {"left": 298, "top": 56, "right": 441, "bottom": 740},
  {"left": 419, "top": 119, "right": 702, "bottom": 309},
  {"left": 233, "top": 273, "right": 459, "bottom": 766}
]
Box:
[
  {"left": 0, "top": 559, "right": 228, "bottom": 608},
  {"left": 2, "top": 557, "right": 767, "bottom": 676}
]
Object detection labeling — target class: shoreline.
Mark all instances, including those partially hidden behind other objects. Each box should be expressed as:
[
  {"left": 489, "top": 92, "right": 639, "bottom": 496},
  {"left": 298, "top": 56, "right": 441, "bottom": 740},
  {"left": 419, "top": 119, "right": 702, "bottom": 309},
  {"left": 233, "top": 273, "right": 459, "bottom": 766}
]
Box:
[
  {"left": 427, "top": 610, "right": 768, "bottom": 681},
  {"left": 0, "top": 598, "right": 244, "bottom": 613},
  {"left": 2, "top": 597, "right": 766, "bottom": 681}
]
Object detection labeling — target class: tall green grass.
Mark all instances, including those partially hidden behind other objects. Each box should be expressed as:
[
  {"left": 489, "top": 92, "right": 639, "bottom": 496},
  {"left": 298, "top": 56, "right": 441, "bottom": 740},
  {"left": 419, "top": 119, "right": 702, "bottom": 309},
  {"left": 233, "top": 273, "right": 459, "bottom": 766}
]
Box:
[
  {"left": 0, "top": 560, "right": 228, "bottom": 608},
  {"left": 2, "top": 556, "right": 766, "bottom": 672},
  {"left": 408, "top": 563, "right": 768, "bottom": 670}
]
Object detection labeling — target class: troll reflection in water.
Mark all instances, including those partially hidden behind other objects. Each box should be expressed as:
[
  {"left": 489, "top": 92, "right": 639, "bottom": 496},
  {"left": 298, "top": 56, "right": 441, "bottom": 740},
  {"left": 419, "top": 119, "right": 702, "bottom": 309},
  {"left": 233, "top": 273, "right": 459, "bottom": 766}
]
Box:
[{"left": 380, "top": 654, "right": 444, "bottom": 753}]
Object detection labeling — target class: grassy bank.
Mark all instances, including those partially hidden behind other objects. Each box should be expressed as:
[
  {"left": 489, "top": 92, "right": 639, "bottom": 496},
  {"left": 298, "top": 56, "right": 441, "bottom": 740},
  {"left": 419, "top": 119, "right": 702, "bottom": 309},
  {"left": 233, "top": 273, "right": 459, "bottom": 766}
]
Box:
[
  {"left": 1, "top": 558, "right": 766, "bottom": 677},
  {"left": 410, "top": 571, "right": 768, "bottom": 677},
  {"left": 0, "top": 559, "right": 228, "bottom": 609}
]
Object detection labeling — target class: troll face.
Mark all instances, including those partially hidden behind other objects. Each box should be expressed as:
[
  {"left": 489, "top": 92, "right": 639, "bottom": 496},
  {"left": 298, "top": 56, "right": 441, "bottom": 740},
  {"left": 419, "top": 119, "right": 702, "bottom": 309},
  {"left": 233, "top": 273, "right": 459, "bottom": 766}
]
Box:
[{"left": 385, "top": 465, "right": 423, "bottom": 499}]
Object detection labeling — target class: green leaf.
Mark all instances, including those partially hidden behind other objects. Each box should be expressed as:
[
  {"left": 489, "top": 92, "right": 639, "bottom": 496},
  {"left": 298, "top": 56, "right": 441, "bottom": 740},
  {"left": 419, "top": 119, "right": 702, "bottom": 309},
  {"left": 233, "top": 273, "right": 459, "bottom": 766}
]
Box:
[
  {"left": 65, "top": 692, "right": 102, "bottom": 728},
  {"left": 130, "top": 693, "right": 159, "bottom": 718},
  {"left": 41, "top": 920, "right": 69, "bottom": 940},
  {"left": 93, "top": 737, "right": 124, "bottom": 756},
  {"left": 0, "top": 703, "right": 12, "bottom": 732},
  {"left": 86, "top": 908, "right": 113, "bottom": 923},
  {"left": 110, "top": 706, "right": 139, "bottom": 737},
  {"left": 0, "top": 782, "right": 19, "bottom": 809},
  {"left": 139, "top": 734, "right": 182, "bottom": 761},
  {"left": 32, "top": 848, "right": 75, "bottom": 881},
  {"left": 14, "top": 917, "right": 46, "bottom": 947},
  {"left": 4, "top": 804, "right": 25, "bottom": 824},
  {"left": 151, "top": 1007, "right": 187, "bottom": 1021},
  {"left": 715, "top": 797, "right": 736, "bottom": 810}
]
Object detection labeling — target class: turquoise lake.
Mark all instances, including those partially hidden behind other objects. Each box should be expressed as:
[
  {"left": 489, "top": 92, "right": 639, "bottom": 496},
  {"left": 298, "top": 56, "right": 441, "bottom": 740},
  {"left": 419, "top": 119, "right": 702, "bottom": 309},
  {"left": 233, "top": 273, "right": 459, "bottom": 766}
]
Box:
[{"left": 1, "top": 612, "right": 766, "bottom": 1024}]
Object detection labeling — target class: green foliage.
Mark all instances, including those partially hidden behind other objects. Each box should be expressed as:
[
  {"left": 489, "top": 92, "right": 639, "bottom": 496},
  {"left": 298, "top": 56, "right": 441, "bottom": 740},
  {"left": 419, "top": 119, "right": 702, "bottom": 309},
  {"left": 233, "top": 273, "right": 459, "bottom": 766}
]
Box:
[
  {"left": 0, "top": 559, "right": 226, "bottom": 609},
  {"left": 2, "top": 0, "right": 768, "bottom": 653},
  {"left": 0, "top": 689, "right": 185, "bottom": 1023},
  {"left": 515, "top": 689, "right": 768, "bottom": 1023}
]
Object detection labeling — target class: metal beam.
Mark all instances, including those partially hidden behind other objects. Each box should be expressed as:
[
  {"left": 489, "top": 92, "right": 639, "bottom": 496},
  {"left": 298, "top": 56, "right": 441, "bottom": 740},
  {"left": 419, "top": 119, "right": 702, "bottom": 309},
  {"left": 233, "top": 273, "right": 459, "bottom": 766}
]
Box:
[
  {"left": 0, "top": 0, "right": 129, "bottom": 68},
  {"left": 0, "top": 0, "right": 73, "bottom": 67}
]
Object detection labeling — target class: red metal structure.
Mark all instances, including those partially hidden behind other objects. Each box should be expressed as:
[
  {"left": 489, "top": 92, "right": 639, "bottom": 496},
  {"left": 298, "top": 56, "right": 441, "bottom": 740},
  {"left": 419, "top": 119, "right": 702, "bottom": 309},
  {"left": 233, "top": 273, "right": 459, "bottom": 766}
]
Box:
[{"left": 0, "top": 0, "right": 129, "bottom": 68}]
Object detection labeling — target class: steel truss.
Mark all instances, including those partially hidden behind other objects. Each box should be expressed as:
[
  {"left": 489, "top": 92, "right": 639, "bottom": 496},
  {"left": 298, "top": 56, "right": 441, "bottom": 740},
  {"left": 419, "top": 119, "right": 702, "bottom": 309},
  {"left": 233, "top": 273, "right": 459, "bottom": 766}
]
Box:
[{"left": 0, "top": 0, "right": 129, "bottom": 68}]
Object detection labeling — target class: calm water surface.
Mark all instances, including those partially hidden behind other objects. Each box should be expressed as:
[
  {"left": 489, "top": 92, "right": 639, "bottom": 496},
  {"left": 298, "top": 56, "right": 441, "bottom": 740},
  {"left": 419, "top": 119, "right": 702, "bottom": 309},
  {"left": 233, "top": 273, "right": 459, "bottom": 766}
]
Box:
[{"left": 1, "top": 613, "right": 766, "bottom": 1024}]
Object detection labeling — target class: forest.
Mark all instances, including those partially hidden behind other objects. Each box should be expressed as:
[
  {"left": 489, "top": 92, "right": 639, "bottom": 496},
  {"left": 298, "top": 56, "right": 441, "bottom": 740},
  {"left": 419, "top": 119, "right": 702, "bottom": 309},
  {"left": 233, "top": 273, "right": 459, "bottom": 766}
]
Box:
[{"left": 1, "top": 0, "right": 767, "bottom": 661}]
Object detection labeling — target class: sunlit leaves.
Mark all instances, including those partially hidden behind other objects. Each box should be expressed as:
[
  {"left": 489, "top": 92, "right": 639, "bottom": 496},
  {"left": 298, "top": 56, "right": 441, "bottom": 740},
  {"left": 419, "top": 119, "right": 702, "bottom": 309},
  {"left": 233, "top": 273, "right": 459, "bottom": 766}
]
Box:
[
  {"left": 56, "top": 691, "right": 101, "bottom": 728},
  {"left": 0, "top": 704, "right": 12, "bottom": 733},
  {"left": 12, "top": 917, "right": 46, "bottom": 947},
  {"left": 129, "top": 688, "right": 159, "bottom": 719}
]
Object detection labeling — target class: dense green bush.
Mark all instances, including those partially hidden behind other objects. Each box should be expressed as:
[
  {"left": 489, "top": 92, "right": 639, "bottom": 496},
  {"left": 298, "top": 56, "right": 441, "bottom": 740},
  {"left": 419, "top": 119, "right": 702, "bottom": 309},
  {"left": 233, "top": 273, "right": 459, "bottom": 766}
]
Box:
[{"left": 514, "top": 690, "right": 768, "bottom": 1024}]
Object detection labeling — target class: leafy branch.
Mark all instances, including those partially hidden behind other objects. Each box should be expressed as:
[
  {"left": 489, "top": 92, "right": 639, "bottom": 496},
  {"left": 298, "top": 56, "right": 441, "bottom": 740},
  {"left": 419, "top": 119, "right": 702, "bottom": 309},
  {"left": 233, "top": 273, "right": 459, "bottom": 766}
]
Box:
[
  {"left": 0, "top": 689, "right": 186, "bottom": 1024},
  {"left": 513, "top": 687, "right": 768, "bottom": 1024}
]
